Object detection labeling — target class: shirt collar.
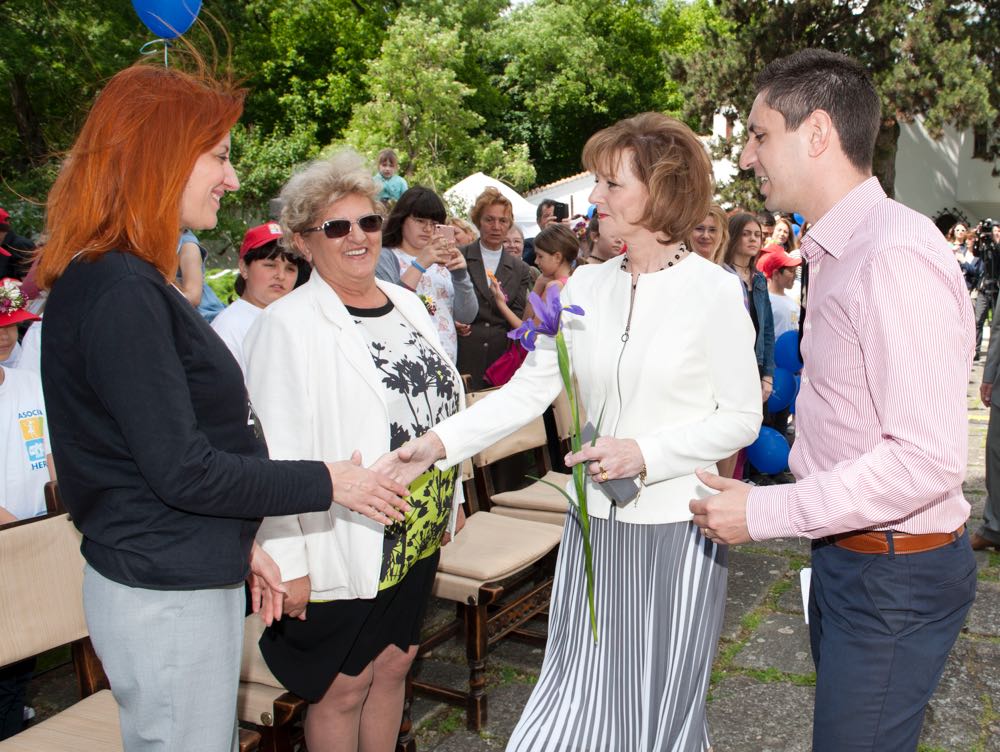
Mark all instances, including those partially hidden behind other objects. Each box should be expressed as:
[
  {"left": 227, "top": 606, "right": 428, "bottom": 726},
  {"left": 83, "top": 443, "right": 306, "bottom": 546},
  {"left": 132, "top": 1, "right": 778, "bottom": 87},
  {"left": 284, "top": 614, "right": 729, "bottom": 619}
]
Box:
[{"left": 801, "top": 176, "right": 885, "bottom": 261}]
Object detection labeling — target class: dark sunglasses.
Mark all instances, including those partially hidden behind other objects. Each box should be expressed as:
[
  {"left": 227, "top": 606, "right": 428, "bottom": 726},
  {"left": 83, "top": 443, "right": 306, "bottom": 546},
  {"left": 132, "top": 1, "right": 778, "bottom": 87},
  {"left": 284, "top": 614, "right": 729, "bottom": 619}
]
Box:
[{"left": 301, "top": 213, "right": 384, "bottom": 239}]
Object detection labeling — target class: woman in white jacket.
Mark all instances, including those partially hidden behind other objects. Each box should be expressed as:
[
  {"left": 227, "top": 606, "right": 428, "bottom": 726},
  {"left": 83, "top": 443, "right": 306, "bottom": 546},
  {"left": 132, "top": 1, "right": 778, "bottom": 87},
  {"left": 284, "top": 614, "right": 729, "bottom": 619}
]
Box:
[
  {"left": 244, "top": 150, "right": 463, "bottom": 752},
  {"left": 380, "top": 113, "right": 762, "bottom": 751}
]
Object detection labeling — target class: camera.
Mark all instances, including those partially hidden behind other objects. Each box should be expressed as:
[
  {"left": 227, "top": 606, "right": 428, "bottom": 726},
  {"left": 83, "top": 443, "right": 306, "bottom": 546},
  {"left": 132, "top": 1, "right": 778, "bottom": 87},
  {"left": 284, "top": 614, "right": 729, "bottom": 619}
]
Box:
[{"left": 974, "top": 219, "right": 1000, "bottom": 290}]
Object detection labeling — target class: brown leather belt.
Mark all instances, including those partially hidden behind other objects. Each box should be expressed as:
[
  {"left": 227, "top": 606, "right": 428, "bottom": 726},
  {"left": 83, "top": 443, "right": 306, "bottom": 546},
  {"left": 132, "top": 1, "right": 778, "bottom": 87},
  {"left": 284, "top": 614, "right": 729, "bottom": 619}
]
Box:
[{"left": 831, "top": 525, "right": 965, "bottom": 555}]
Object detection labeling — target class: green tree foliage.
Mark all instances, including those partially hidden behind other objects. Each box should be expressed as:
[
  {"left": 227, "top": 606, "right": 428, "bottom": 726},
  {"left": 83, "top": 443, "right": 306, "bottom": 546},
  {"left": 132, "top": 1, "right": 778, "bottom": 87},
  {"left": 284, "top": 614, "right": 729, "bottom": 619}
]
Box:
[
  {"left": 488, "top": 0, "right": 675, "bottom": 184},
  {"left": 343, "top": 11, "right": 535, "bottom": 192},
  {"left": 230, "top": 0, "right": 392, "bottom": 143},
  {"left": 212, "top": 121, "right": 321, "bottom": 253},
  {"left": 674, "top": 0, "right": 997, "bottom": 202},
  {"left": 0, "top": 0, "right": 142, "bottom": 230}
]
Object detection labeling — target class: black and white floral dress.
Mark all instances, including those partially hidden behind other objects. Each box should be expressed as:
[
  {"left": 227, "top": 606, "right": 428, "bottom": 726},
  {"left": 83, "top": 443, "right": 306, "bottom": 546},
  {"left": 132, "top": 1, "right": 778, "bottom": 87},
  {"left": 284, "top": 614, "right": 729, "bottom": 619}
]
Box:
[{"left": 347, "top": 299, "right": 460, "bottom": 588}]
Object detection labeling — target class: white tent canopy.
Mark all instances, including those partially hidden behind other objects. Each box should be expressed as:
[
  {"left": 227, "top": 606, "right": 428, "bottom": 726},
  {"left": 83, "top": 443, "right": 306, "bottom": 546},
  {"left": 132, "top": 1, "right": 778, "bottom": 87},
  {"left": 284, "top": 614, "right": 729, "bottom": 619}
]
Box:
[{"left": 444, "top": 172, "right": 541, "bottom": 238}]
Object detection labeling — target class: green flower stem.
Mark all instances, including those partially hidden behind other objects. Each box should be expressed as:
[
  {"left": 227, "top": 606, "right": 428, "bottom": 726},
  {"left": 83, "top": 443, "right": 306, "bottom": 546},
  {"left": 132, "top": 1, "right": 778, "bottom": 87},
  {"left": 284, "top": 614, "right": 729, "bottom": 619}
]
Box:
[{"left": 555, "top": 332, "right": 598, "bottom": 643}]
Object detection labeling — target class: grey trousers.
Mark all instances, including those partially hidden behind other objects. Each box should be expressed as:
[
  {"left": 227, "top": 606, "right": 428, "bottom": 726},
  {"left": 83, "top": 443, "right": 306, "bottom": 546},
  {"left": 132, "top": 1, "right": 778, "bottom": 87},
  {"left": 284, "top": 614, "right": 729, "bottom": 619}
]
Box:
[
  {"left": 981, "top": 401, "right": 1000, "bottom": 545},
  {"left": 83, "top": 565, "right": 243, "bottom": 752}
]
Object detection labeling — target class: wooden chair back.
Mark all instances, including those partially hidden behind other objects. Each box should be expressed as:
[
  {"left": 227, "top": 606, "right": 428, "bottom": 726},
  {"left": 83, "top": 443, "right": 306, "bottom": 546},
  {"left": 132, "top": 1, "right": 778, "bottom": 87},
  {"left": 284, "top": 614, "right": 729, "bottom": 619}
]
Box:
[
  {"left": 465, "top": 390, "right": 549, "bottom": 468},
  {"left": 0, "top": 513, "right": 87, "bottom": 668}
]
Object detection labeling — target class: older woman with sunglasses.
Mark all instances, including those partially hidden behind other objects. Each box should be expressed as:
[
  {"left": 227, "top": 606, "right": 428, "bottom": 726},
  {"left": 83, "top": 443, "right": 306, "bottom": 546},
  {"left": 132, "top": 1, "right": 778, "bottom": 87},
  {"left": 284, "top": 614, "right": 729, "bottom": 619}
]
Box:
[{"left": 243, "top": 150, "right": 464, "bottom": 752}]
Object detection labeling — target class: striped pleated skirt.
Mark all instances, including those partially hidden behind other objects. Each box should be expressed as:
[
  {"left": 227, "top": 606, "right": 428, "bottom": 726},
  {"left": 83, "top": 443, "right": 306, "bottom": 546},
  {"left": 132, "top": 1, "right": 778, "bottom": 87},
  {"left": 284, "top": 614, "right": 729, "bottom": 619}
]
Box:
[{"left": 506, "top": 510, "right": 727, "bottom": 752}]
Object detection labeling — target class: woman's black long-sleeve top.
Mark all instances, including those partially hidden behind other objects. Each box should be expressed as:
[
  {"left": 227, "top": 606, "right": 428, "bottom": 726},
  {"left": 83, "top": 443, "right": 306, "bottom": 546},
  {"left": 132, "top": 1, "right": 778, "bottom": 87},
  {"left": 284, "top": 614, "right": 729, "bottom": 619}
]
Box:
[{"left": 41, "top": 251, "right": 332, "bottom": 590}]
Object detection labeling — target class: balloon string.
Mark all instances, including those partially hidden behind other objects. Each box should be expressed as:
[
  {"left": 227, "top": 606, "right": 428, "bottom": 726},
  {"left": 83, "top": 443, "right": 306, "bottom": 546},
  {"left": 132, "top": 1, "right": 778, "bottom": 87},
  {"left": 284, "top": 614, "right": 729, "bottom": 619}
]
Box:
[{"left": 138, "top": 39, "right": 172, "bottom": 67}]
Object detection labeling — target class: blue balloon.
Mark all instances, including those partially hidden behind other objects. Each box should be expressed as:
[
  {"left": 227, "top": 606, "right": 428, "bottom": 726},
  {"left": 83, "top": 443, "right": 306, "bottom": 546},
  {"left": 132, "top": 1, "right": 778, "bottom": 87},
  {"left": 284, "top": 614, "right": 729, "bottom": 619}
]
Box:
[
  {"left": 792, "top": 213, "right": 804, "bottom": 225},
  {"left": 774, "top": 330, "right": 803, "bottom": 373},
  {"left": 746, "top": 427, "right": 790, "bottom": 474},
  {"left": 132, "top": 0, "right": 202, "bottom": 39},
  {"left": 792, "top": 223, "right": 801, "bottom": 237},
  {"left": 767, "top": 368, "right": 796, "bottom": 412}
]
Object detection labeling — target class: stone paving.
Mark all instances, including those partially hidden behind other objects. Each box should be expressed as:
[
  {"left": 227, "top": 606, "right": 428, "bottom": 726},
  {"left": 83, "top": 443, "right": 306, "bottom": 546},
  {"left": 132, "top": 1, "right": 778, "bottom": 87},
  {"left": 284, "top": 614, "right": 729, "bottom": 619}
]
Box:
[{"left": 21, "top": 362, "right": 1000, "bottom": 752}]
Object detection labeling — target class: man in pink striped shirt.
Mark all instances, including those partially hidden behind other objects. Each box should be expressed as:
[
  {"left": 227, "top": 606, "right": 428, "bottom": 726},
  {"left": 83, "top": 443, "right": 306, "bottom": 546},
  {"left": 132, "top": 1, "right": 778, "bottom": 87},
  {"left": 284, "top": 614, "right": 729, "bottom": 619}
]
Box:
[{"left": 691, "top": 49, "right": 976, "bottom": 751}]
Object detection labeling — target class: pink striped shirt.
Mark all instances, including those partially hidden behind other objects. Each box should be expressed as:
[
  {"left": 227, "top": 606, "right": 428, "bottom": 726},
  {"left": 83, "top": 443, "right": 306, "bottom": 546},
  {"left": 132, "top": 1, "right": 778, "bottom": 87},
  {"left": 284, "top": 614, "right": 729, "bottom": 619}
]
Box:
[{"left": 746, "top": 177, "right": 974, "bottom": 539}]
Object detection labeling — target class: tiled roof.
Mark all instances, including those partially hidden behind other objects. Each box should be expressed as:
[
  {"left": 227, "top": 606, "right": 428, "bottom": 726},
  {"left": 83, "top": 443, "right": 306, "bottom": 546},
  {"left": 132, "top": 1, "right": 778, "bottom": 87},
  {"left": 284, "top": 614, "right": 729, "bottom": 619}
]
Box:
[{"left": 525, "top": 171, "right": 592, "bottom": 196}]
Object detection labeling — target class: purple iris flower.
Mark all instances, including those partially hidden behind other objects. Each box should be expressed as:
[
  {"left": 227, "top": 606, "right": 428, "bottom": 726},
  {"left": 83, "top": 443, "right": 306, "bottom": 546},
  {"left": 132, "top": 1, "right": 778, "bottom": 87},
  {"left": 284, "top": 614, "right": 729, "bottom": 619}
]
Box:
[{"left": 507, "top": 285, "right": 584, "bottom": 351}]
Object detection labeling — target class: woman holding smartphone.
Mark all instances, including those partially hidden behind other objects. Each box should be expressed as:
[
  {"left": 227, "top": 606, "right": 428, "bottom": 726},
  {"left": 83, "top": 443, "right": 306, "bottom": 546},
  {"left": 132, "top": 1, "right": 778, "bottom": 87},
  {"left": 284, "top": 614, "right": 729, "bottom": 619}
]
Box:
[{"left": 380, "top": 186, "right": 477, "bottom": 363}]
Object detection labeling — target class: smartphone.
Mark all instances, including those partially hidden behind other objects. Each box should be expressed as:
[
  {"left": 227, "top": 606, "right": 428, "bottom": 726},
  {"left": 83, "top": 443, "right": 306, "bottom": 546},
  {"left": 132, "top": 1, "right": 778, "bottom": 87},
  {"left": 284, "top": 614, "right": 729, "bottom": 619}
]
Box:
[
  {"left": 552, "top": 202, "right": 569, "bottom": 222},
  {"left": 434, "top": 224, "right": 456, "bottom": 243}
]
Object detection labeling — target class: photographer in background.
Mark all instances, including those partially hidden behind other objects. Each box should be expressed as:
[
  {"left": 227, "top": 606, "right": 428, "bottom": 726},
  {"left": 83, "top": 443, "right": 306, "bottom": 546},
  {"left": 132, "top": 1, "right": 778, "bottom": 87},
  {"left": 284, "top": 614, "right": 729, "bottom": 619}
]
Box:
[{"left": 973, "top": 219, "right": 1000, "bottom": 360}]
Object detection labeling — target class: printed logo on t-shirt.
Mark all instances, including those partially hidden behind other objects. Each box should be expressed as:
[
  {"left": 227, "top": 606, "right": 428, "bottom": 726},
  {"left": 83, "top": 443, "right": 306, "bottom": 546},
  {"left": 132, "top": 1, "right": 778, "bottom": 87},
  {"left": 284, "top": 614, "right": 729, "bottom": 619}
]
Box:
[{"left": 18, "top": 409, "right": 47, "bottom": 470}]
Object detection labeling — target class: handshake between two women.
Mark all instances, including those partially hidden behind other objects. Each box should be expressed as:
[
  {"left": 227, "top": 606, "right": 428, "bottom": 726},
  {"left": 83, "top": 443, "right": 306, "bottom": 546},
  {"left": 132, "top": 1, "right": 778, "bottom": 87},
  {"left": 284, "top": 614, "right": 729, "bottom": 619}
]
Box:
[{"left": 248, "top": 432, "right": 449, "bottom": 625}]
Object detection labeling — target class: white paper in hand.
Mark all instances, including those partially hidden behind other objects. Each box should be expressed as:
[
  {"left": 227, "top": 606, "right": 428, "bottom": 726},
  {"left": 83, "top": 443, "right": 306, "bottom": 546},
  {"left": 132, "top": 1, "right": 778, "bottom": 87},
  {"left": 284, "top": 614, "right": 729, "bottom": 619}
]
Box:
[{"left": 800, "top": 566, "right": 812, "bottom": 624}]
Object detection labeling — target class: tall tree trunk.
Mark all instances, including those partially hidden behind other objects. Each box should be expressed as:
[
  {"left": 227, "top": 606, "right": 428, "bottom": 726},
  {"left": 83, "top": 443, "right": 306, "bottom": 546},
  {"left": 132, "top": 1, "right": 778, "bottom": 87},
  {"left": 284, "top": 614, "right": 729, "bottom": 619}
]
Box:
[
  {"left": 8, "top": 72, "right": 48, "bottom": 168},
  {"left": 873, "top": 120, "right": 899, "bottom": 198}
]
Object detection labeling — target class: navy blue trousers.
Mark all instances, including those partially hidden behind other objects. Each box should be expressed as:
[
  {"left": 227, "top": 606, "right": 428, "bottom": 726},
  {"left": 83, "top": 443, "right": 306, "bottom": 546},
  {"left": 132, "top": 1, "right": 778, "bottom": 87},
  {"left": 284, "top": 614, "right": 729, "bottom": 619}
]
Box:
[{"left": 808, "top": 531, "right": 976, "bottom": 751}]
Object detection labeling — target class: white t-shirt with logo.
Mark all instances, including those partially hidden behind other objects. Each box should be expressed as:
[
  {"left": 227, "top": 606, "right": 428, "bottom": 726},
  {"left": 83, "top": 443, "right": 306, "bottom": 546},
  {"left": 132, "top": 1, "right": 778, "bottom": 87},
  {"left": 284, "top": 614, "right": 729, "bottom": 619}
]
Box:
[
  {"left": 1, "top": 366, "right": 50, "bottom": 520},
  {"left": 769, "top": 292, "right": 801, "bottom": 339},
  {"left": 211, "top": 298, "right": 262, "bottom": 376}
]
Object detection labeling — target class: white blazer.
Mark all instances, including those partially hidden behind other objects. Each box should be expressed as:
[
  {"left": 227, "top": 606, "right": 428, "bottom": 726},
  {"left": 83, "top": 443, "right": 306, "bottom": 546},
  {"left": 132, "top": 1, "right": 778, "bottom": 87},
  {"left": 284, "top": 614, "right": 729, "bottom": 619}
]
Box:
[
  {"left": 244, "top": 273, "right": 463, "bottom": 601},
  {"left": 432, "top": 253, "right": 763, "bottom": 525}
]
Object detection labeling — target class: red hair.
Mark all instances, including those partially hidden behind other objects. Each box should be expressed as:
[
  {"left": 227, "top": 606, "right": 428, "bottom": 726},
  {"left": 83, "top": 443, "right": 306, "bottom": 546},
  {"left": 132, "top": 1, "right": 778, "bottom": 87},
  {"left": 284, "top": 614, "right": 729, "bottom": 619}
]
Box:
[{"left": 38, "top": 63, "right": 245, "bottom": 289}]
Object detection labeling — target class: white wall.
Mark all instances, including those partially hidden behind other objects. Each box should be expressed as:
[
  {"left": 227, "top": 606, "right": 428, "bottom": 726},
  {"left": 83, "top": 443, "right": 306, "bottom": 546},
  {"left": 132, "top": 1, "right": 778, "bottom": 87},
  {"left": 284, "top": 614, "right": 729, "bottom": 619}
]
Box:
[
  {"left": 874, "top": 119, "right": 999, "bottom": 224},
  {"left": 525, "top": 173, "right": 596, "bottom": 220}
]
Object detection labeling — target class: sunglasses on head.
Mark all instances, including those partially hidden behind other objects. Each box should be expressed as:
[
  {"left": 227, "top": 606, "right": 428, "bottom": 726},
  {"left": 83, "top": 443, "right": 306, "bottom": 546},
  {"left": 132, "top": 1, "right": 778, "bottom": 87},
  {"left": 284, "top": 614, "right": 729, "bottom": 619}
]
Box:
[{"left": 301, "top": 213, "right": 384, "bottom": 239}]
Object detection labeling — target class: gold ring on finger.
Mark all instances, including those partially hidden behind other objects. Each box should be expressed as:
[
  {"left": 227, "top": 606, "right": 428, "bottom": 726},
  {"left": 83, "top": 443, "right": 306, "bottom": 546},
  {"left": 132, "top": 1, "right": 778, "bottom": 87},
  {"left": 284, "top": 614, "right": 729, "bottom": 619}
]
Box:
[{"left": 600, "top": 470, "right": 609, "bottom": 482}]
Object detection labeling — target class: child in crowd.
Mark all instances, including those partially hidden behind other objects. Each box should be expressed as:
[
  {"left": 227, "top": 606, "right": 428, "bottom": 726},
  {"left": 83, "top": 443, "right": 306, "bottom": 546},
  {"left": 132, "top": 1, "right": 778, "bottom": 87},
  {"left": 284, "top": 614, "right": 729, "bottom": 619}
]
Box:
[
  {"left": 211, "top": 222, "right": 309, "bottom": 374},
  {"left": 0, "top": 277, "right": 51, "bottom": 740},
  {"left": 177, "top": 229, "right": 226, "bottom": 322},
  {"left": 373, "top": 148, "right": 409, "bottom": 204},
  {"left": 483, "top": 224, "right": 579, "bottom": 387},
  {"left": 490, "top": 223, "right": 578, "bottom": 330},
  {"left": 0, "top": 278, "right": 50, "bottom": 524},
  {"left": 761, "top": 249, "right": 802, "bottom": 338}
]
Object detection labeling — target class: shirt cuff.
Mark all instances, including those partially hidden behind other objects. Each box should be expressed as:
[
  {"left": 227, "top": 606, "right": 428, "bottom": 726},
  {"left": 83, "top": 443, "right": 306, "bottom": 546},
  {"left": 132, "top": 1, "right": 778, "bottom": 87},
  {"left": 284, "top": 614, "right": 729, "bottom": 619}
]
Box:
[{"left": 746, "top": 484, "right": 798, "bottom": 540}]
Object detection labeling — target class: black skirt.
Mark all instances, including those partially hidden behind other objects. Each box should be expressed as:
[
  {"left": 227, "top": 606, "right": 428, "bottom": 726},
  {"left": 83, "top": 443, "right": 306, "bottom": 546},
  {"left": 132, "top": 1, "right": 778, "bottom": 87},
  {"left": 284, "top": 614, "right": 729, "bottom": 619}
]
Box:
[{"left": 259, "top": 550, "right": 439, "bottom": 702}]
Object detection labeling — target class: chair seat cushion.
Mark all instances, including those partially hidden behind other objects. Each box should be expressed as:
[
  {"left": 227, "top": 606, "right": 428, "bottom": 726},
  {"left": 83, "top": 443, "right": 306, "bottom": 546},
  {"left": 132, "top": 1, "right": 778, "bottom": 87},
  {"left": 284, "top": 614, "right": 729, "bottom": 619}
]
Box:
[
  {"left": 491, "top": 506, "right": 565, "bottom": 527},
  {"left": 489, "top": 471, "right": 571, "bottom": 513},
  {"left": 437, "top": 512, "right": 562, "bottom": 583},
  {"left": 0, "top": 690, "right": 121, "bottom": 751}
]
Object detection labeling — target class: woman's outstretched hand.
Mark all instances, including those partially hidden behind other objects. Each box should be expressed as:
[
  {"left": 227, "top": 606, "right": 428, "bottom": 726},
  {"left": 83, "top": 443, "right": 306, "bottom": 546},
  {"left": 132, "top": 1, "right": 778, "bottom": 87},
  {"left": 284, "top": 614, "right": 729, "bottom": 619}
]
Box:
[
  {"left": 325, "top": 451, "right": 411, "bottom": 524},
  {"left": 371, "top": 432, "right": 447, "bottom": 489}
]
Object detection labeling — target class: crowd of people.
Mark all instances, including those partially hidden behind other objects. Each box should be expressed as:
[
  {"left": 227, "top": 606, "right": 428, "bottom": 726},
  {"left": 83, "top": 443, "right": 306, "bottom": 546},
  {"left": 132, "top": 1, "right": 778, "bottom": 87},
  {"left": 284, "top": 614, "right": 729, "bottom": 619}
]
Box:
[{"left": 0, "top": 47, "right": 987, "bottom": 752}]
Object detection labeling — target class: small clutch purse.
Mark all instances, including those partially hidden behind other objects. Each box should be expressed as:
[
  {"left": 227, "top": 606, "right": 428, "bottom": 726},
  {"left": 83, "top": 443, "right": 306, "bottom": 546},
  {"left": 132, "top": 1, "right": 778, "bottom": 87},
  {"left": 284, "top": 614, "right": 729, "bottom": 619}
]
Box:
[{"left": 580, "top": 422, "right": 641, "bottom": 505}]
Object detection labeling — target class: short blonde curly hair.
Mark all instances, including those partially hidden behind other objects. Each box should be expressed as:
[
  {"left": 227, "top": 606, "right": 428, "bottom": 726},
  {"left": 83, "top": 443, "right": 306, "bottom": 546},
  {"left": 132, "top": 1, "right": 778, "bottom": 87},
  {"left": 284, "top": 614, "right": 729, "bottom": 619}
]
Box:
[{"left": 279, "top": 149, "right": 378, "bottom": 252}]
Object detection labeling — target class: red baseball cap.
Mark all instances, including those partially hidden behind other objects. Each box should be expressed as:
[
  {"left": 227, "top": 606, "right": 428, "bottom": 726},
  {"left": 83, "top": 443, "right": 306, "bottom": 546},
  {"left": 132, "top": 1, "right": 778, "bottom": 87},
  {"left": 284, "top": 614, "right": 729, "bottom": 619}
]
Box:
[
  {"left": 0, "top": 278, "right": 41, "bottom": 327},
  {"left": 239, "top": 222, "right": 284, "bottom": 259},
  {"left": 759, "top": 249, "right": 802, "bottom": 280},
  {"left": 0, "top": 207, "right": 9, "bottom": 225}
]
